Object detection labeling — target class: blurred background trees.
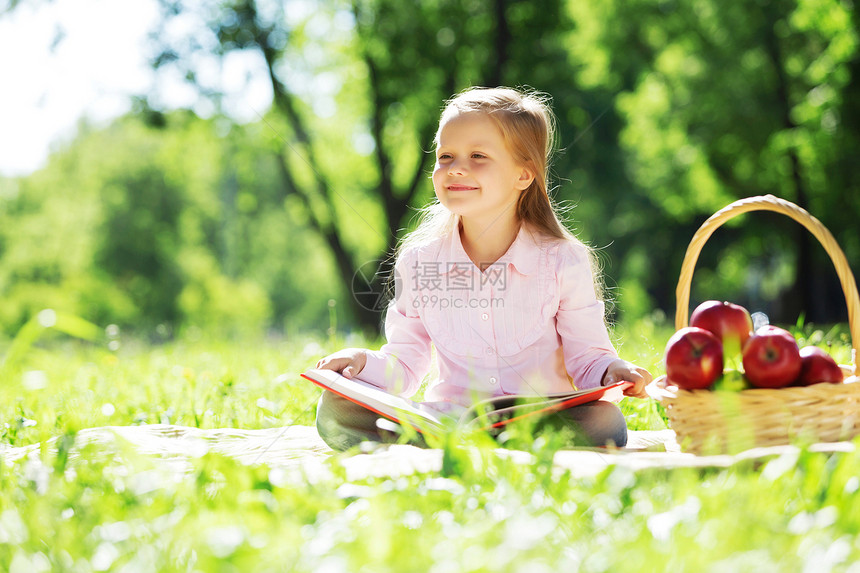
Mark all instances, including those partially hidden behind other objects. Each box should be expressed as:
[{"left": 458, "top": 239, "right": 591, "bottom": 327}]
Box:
[{"left": 0, "top": 0, "right": 857, "bottom": 338}]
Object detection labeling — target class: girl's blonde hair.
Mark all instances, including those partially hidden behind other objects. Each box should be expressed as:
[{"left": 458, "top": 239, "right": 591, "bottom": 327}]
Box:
[{"left": 398, "top": 86, "right": 604, "bottom": 299}]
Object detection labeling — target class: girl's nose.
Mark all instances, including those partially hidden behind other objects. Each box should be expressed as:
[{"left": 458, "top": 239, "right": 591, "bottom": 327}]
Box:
[{"left": 447, "top": 159, "right": 467, "bottom": 176}]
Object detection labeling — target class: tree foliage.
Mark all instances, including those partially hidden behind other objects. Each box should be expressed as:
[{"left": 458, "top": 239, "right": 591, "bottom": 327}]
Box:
[
  {"left": 0, "top": 114, "right": 334, "bottom": 336},
  {"left": 568, "top": 0, "right": 860, "bottom": 320},
  {"left": 141, "top": 0, "right": 602, "bottom": 333},
  {"left": 1, "top": 0, "right": 858, "bottom": 336}
]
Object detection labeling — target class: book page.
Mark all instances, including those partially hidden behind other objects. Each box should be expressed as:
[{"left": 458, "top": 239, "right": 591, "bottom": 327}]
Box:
[{"left": 302, "top": 369, "right": 454, "bottom": 433}]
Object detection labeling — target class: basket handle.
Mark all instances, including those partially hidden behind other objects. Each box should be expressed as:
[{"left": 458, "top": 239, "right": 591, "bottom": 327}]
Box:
[{"left": 675, "top": 194, "right": 859, "bottom": 370}]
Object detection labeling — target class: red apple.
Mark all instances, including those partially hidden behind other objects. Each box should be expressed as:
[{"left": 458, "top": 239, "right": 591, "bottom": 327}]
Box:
[
  {"left": 690, "top": 300, "right": 753, "bottom": 355},
  {"left": 742, "top": 326, "right": 802, "bottom": 388},
  {"left": 794, "top": 346, "right": 844, "bottom": 386},
  {"left": 664, "top": 327, "right": 724, "bottom": 390}
]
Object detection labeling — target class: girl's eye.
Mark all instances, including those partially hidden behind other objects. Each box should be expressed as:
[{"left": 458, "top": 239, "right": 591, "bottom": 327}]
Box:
[
  {"left": 471, "top": 153, "right": 486, "bottom": 159},
  {"left": 438, "top": 153, "right": 452, "bottom": 160}
]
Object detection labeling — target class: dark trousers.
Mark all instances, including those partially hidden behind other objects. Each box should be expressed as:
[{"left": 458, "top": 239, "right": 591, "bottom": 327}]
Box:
[{"left": 315, "top": 390, "right": 628, "bottom": 452}]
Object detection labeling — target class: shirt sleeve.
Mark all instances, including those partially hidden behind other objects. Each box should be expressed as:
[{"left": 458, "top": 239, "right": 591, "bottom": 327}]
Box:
[
  {"left": 356, "top": 248, "right": 432, "bottom": 397},
  {"left": 554, "top": 241, "right": 619, "bottom": 389}
]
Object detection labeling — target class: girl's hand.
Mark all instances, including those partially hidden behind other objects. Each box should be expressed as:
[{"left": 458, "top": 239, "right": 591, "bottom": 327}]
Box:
[
  {"left": 601, "top": 359, "right": 652, "bottom": 399},
  {"left": 315, "top": 348, "right": 369, "bottom": 379}
]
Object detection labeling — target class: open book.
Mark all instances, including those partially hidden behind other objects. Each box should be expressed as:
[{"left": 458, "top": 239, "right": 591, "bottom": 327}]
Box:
[{"left": 301, "top": 368, "right": 631, "bottom": 437}]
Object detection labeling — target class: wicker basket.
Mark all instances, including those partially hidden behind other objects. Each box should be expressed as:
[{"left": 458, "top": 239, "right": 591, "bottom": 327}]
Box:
[{"left": 648, "top": 195, "right": 860, "bottom": 454}]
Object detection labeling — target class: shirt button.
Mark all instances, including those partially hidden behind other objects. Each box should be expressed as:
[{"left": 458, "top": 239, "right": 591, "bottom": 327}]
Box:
[
  {"left": 489, "top": 377, "right": 497, "bottom": 384},
  {"left": 481, "top": 312, "right": 489, "bottom": 321},
  {"left": 485, "top": 347, "right": 494, "bottom": 355}
]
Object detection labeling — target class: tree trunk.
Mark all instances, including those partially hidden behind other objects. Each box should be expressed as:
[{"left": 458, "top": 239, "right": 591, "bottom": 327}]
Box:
[{"left": 762, "top": 7, "right": 815, "bottom": 324}]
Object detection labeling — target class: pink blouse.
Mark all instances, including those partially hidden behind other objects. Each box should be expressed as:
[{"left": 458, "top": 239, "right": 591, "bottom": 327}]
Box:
[{"left": 358, "top": 224, "right": 619, "bottom": 407}]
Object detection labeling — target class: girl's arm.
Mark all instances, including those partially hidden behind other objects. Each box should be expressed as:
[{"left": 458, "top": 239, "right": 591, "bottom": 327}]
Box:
[
  {"left": 359, "top": 248, "right": 433, "bottom": 396},
  {"left": 318, "top": 248, "right": 432, "bottom": 397},
  {"left": 555, "top": 241, "right": 652, "bottom": 396},
  {"left": 556, "top": 242, "right": 651, "bottom": 398},
  {"left": 554, "top": 241, "right": 619, "bottom": 389}
]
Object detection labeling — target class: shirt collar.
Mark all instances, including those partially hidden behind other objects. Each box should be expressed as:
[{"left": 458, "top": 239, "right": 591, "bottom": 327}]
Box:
[
  {"left": 497, "top": 225, "right": 541, "bottom": 275},
  {"left": 438, "top": 222, "right": 541, "bottom": 276}
]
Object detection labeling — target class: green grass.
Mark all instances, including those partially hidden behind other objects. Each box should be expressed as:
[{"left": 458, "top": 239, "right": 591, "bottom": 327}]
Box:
[{"left": 1, "top": 319, "right": 858, "bottom": 571}]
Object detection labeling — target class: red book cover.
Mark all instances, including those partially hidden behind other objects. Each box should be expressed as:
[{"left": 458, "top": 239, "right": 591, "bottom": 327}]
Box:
[{"left": 302, "top": 368, "right": 631, "bottom": 436}]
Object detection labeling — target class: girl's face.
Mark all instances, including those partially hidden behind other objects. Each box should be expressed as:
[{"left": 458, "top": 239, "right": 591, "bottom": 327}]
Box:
[{"left": 432, "top": 112, "right": 533, "bottom": 226}]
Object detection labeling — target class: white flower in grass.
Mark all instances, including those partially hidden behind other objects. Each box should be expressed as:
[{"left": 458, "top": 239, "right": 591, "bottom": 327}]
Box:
[
  {"left": 256, "top": 397, "right": 278, "bottom": 414},
  {"left": 22, "top": 371, "right": 48, "bottom": 390},
  {"left": 91, "top": 542, "right": 120, "bottom": 571},
  {"left": 205, "top": 525, "right": 245, "bottom": 558},
  {"left": 37, "top": 309, "right": 56, "bottom": 328},
  {"left": 10, "top": 550, "right": 50, "bottom": 573},
  {"left": 646, "top": 496, "right": 702, "bottom": 542},
  {"left": 0, "top": 509, "right": 28, "bottom": 544}
]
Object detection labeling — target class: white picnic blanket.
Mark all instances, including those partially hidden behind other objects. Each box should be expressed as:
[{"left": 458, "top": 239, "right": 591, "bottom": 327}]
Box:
[{"left": 1, "top": 425, "right": 852, "bottom": 481}]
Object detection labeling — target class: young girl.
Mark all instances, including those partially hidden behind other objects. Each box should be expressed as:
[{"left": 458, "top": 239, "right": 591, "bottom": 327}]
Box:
[{"left": 316, "top": 87, "right": 651, "bottom": 451}]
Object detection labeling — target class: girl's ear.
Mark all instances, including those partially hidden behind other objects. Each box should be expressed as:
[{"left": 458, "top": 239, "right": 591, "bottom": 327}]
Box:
[{"left": 515, "top": 164, "right": 536, "bottom": 191}]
